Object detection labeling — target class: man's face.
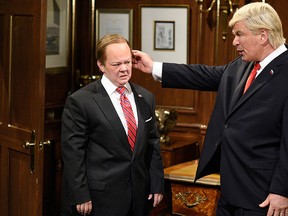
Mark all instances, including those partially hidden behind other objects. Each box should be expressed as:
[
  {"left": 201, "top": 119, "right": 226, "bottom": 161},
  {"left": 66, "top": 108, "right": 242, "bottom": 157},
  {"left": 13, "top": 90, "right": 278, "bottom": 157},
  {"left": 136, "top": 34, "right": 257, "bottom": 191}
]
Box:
[
  {"left": 232, "top": 21, "right": 262, "bottom": 62},
  {"left": 98, "top": 42, "right": 132, "bottom": 86}
]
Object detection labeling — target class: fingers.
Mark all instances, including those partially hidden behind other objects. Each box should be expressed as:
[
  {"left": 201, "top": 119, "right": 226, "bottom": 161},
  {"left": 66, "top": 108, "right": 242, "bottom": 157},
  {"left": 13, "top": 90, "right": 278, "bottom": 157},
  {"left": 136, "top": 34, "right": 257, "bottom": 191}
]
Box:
[
  {"left": 149, "top": 193, "right": 163, "bottom": 207},
  {"left": 262, "top": 193, "right": 288, "bottom": 216},
  {"left": 76, "top": 201, "right": 92, "bottom": 215},
  {"left": 132, "top": 50, "right": 142, "bottom": 64},
  {"left": 277, "top": 209, "right": 288, "bottom": 216},
  {"left": 266, "top": 206, "right": 288, "bottom": 216},
  {"left": 148, "top": 194, "right": 153, "bottom": 200},
  {"left": 154, "top": 194, "right": 163, "bottom": 207},
  {"left": 259, "top": 197, "right": 269, "bottom": 208}
]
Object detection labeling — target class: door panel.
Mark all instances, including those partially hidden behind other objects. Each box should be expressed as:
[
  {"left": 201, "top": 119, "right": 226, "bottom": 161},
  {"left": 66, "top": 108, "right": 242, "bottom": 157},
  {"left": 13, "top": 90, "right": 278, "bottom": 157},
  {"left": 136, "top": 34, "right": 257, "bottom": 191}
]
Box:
[
  {"left": 11, "top": 15, "right": 36, "bottom": 127},
  {"left": 0, "top": 14, "right": 7, "bottom": 123},
  {"left": 9, "top": 149, "right": 35, "bottom": 216},
  {"left": 0, "top": 0, "right": 47, "bottom": 215}
]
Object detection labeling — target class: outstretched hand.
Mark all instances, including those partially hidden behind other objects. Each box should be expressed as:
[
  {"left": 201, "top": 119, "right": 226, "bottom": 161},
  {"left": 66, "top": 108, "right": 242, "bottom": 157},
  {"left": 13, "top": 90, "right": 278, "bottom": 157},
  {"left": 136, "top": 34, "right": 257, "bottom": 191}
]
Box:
[{"left": 132, "top": 50, "right": 154, "bottom": 74}]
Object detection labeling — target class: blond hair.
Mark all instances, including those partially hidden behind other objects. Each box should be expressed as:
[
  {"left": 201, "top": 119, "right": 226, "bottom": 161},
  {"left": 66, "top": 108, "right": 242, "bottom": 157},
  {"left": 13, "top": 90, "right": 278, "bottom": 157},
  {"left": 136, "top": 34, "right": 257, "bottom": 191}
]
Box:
[
  {"left": 96, "top": 34, "right": 132, "bottom": 65},
  {"left": 229, "top": 2, "right": 285, "bottom": 49}
]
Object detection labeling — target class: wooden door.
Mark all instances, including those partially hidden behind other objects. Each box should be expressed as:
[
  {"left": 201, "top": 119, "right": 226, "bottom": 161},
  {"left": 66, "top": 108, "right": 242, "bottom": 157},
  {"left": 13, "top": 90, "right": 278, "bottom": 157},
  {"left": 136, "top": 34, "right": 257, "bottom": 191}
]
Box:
[{"left": 0, "top": 0, "right": 47, "bottom": 215}]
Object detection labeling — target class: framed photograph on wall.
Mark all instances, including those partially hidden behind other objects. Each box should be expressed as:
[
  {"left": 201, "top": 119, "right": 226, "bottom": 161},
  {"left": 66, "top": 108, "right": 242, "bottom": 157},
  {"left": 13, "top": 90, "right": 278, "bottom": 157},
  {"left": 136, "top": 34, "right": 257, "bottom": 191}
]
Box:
[
  {"left": 154, "top": 21, "right": 175, "bottom": 50},
  {"left": 46, "top": 0, "right": 70, "bottom": 68},
  {"left": 96, "top": 9, "right": 133, "bottom": 44},
  {"left": 140, "top": 5, "right": 189, "bottom": 64}
]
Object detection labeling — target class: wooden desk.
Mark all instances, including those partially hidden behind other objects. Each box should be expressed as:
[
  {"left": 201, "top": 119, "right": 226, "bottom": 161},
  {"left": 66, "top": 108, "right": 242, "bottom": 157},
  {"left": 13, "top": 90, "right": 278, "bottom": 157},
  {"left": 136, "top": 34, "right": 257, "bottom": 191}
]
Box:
[
  {"left": 150, "top": 160, "right": 220, "bottom": 216},
  {"left": 161, "top": 140, "right": 199, "bottom": 168}
]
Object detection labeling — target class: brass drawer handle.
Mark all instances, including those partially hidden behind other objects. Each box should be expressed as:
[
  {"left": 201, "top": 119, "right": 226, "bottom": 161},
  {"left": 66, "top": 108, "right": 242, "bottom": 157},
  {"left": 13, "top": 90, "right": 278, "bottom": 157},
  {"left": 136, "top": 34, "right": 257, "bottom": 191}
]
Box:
[{"left": 175, "top": 192, "right": 207, "bottom": 208}]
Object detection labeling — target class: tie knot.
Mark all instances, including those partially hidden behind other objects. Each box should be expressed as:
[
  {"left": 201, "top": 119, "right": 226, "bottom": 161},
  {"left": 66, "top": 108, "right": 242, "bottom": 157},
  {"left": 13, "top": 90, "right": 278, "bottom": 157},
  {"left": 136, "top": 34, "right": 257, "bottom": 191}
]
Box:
[
  {"left": 116, "top": 87, "right": 126, "bottom": 95},
  {"left": 254, "top": 62, "right": 260, "bottom": 70}
]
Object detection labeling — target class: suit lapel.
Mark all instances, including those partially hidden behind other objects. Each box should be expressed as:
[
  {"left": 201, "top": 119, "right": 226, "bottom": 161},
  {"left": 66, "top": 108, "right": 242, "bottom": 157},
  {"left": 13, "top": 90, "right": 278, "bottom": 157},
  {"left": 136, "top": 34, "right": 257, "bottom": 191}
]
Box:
[
  {"left": 230, "top": 62, "right": 254, "bottom": 110},
  {"left": 92, "top": 80, "right": 133, "bottom": 155},
  {"left": 230, "top": 50, "right": 288, "bottom": 114}
]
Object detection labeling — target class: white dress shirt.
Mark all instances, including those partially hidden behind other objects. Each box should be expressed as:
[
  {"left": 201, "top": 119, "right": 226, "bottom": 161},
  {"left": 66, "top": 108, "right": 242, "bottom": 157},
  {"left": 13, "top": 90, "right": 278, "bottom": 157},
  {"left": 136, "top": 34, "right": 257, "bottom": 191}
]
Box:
[{"left": 101, "top": 75, "right": 138, "bottom": 135}]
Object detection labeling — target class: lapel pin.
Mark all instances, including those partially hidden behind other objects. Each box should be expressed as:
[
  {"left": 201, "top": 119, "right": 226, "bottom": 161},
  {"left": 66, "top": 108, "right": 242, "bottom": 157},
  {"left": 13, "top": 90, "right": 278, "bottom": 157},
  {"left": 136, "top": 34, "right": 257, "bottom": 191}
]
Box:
[
  {"left": 138, "top": 94, "right": 143, "bottom": 97},
  {"left": 269, "top": 70, "right": 274, "bottom": 75}
]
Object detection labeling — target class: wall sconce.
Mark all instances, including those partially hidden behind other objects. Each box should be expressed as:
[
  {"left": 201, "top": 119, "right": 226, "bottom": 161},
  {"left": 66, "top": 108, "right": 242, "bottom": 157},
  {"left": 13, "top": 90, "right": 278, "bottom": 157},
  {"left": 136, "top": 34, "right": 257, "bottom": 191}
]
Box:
[{"left": 195, "top": 0, "right": 239, "bottom": 41}]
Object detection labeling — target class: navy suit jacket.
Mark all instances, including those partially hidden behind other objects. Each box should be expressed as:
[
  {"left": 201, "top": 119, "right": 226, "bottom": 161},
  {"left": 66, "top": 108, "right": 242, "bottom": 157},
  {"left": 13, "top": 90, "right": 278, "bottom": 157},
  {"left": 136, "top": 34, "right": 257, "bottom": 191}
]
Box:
[
  {"left": 162, "top": 49, "right": 288, "bottom": 210},
  {"left": 61, "top": 78, "right": 164, "bottom": 216}
]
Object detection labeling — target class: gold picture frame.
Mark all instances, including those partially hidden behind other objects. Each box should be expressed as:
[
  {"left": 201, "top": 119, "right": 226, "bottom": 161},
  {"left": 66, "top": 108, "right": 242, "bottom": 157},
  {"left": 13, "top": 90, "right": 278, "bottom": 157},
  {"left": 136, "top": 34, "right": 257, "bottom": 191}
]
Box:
[{"left": 95, "top": 9, "right": 133, "bottom": 44}]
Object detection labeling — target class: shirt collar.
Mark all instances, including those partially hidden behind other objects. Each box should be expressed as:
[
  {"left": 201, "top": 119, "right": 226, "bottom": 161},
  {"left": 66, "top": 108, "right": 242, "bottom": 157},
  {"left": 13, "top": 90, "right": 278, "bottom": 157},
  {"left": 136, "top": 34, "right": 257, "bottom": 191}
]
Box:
[
  {"left": 101, "top": 74, "right": 132, "bottom": 96},
  {"left": 259, "top": 44, "right": 287, "bottom": 69}
]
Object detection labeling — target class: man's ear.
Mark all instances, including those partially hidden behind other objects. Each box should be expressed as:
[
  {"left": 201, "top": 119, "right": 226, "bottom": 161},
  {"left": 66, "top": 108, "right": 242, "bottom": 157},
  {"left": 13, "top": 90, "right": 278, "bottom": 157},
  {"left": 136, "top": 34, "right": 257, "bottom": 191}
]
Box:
[
  {"left": 97, "top": 60, "right": 105, "bottom": 73},
  {"left": 260, "top": 29, "right": 269, "bottom": 44}
]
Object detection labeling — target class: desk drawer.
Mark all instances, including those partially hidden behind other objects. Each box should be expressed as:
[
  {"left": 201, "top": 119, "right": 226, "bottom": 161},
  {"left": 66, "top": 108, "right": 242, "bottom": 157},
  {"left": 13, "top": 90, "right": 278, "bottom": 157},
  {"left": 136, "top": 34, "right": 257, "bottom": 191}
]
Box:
[{"left": 171, "top": 182, "right": 220, "bottom": 216}]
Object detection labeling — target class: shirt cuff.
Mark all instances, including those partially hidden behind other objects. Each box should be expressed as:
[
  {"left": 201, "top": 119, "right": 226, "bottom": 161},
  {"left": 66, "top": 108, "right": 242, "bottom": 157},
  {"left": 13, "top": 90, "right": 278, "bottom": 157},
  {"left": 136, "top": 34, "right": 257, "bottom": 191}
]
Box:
[{"left": 152, "top": 62, "right": 163, "bottom": 81}]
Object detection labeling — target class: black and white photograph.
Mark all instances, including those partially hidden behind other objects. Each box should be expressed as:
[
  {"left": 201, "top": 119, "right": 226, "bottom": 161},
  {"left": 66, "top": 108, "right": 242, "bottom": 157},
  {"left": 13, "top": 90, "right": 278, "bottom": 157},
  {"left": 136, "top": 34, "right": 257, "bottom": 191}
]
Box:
[
  {"left": 154, "top": 21, "right": 175, "bottom": 50},
  {"left": 46, "top": 0, "right": 70, "bottom": 68}
]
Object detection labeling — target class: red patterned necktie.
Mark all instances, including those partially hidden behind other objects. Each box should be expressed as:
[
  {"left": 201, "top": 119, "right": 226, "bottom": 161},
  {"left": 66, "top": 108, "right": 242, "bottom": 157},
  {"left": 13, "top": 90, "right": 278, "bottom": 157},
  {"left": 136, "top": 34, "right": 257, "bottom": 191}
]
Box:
[
  {"left": 243, "top": 62, "right": 260, "bottom": 94},
  {"left": 116, "top": 87, "right": 137, "bottom": 151}
]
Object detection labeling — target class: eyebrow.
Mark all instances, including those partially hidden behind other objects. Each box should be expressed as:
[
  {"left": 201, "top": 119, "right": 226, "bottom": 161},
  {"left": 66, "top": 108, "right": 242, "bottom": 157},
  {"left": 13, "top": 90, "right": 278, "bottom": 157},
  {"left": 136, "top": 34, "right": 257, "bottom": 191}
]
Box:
[
  {"left": 233, "top": 29, "right": 243, "bottom": 35},
  {"left": 110, "top": 59, "right": 131, "bottom": 64}
]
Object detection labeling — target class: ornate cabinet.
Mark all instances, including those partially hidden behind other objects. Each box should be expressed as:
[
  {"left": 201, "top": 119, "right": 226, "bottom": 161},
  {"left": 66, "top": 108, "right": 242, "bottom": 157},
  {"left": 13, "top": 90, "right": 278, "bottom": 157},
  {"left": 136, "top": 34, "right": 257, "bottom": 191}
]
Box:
[{"left": 151, "top": 160, "right": 220, "bottom": 216}]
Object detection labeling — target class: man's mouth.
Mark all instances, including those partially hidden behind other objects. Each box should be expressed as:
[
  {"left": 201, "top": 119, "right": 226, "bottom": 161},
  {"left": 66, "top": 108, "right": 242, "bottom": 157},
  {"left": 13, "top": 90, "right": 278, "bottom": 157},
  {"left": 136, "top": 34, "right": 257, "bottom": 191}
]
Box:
[{"left": 237, "top": 50, "right": 243, "bottom": 55}]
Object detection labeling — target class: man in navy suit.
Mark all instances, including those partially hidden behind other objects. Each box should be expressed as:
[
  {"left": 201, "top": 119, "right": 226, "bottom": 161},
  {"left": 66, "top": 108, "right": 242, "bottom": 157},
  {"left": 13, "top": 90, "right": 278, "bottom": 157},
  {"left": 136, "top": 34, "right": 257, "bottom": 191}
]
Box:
[
  {"left": 133, "top": 2, "right": 288, "bottom": 216},
  {"left": 61, "top": 34, "right": 164, "bottom": 216}
]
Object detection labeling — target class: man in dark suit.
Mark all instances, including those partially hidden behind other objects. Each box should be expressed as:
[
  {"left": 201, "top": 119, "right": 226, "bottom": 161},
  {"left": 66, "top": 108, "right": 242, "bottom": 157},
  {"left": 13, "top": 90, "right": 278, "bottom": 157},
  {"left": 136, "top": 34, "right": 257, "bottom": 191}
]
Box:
[
  {"left": 132, "top": 2, "right": 288, "bottom": 216},
  {"left": 61, "top": 34, "right": 164, "bottom": 216}
]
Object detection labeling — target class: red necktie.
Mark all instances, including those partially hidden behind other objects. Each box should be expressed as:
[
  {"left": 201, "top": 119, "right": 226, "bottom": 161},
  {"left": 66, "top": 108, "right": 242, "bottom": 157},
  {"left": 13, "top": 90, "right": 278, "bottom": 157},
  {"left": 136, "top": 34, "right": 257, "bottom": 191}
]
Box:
[
  {"left": 243, "top": 62, "right": 260, "bottom": 94},
  {"left": 116, "top": 87, "right": 137, "bottom": 151}
]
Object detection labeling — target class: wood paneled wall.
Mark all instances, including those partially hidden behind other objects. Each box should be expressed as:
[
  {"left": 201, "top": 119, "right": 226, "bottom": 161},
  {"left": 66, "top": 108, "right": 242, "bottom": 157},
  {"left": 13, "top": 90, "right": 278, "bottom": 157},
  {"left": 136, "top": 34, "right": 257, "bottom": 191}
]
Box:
[
  {"left": 92, "top": 0, "right": 241, "bottom": 144},
  {"left": 92, "top": 0, "right": 288, "bottom": 144},
  {"left": 42, "top": 0, "right": 288, "bottom": 215}
]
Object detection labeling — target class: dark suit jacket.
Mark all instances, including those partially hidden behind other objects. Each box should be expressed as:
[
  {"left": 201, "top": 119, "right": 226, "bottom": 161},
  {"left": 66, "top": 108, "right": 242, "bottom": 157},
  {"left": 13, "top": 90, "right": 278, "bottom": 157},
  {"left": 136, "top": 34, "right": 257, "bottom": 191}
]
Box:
[
  {"left": 162, "top": 49, "right": 288, "bottom": 210},
  {"left": 61, "top": 78, "right": 164, "bottom": 216}
]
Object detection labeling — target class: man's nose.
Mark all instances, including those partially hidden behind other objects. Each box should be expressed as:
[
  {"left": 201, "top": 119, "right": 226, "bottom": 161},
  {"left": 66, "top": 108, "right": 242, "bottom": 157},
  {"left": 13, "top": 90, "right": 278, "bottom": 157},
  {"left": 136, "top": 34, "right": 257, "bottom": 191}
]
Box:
[
  {"left": 232, "top": 37, "right": 238, "bottom": 46},
  {"left": 120, "top": 64, "right": 128, "bottom": 71}
]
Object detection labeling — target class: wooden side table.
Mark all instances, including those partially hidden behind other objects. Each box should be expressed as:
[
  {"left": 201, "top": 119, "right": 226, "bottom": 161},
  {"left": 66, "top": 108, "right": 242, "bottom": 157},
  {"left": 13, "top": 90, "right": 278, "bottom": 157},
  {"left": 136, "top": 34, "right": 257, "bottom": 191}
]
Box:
[
  {"left": 150, "top": 160, "right": 221, "bottom": 216},
  {"left": 160, "top": 140, "right": 199, "bottom": 168}
]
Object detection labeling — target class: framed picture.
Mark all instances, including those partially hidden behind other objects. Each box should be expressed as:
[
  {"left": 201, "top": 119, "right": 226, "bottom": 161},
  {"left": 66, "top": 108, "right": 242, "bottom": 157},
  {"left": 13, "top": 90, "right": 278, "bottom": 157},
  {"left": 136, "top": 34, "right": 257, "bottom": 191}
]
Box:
[
  {"left": 96, "top": 9, "right": 133, "bottom": 44},
  {"left": 46, "top": 0, "right": 71, "bottom": 68},
  {"left": 154, "top": 21, "right": 175, "bottom": 50},
  {"left": 140, "top": 5, "right": 189, "bottom": 64}
]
